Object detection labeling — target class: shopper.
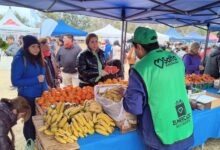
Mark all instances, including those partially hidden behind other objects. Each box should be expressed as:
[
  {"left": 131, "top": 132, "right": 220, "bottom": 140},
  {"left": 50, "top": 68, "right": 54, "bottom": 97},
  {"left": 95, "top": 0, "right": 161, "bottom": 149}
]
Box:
[
  {"left": 5, "top": 35, "right": 19, "bottom": 56},
  {"left": 183, "top": 42, "right": 204, "bottom": 74},
  {"left": 123, "top": 27, "right": 194, "bottom": 150},
  {"left": 204, "top": 46, "right": 220, "bottom": 78},
  {"left": 40, "top": 38, "right": 61, "bottom": 88},
  {"left": 77, "top": 33, "right": 108, "bottom": 87},
  {"left": 11, "top": 35, "right": 48, "bottom": 140},
  {"left": 0, "top": 96, "right": 31, "bottom": 150},
  {"left": 56, "top": 34, "right": 82, "bottom": 86}
]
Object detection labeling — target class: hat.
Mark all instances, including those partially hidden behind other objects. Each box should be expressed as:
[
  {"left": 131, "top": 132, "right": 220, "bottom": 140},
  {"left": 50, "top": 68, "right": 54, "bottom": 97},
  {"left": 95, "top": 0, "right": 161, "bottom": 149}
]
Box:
[
  {"left": 131, "top": 27, "right": 157, "bottom": 45},
  {"left": 23, "top": 35, "right": 39, "bottom": 50}
]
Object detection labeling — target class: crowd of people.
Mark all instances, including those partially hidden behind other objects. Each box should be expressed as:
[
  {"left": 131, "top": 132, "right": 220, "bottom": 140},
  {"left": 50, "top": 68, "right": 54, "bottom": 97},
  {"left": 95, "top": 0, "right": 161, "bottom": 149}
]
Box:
[{"left": 0, "top": 28, "right": 219, "bottom": 150}]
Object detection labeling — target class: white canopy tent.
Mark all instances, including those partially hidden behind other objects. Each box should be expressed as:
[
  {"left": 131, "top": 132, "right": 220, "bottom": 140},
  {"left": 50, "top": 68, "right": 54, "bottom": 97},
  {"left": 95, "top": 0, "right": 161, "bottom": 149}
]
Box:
[
  {"left": 0, "top": 8, "right": 39, "bottom": 41},
  {"left": 92, "top": 24, "right": 132, "bottom": 44}
]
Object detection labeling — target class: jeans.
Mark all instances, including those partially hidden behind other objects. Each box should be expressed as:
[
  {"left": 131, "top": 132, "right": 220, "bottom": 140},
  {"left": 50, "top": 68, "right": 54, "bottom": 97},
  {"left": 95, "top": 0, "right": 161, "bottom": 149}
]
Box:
[{"left": 22, "top": 97, "right": 36, "bottom": 141}]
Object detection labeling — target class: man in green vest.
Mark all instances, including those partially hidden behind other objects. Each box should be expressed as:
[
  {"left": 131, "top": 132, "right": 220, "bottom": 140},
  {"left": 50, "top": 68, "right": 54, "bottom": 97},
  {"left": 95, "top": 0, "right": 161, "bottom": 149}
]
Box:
[{"left": 123, "top": 27, "right": 194, "bottom": 150}]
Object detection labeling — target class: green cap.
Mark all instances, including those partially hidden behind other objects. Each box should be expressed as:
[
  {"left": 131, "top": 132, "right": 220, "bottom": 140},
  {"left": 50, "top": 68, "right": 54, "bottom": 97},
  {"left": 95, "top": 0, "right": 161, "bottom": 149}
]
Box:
[{"left": 131, "top": 27, "right": 158, "bottom": 45}]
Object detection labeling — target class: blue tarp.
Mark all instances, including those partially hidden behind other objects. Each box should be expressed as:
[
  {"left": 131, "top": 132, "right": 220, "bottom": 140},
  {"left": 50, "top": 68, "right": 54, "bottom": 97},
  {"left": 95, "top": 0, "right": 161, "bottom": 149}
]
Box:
[
  {"left": 0, "top": 0, "right": 220, "bottom": 27},
  {"left": 185, "top": 32, "right": 205, "bottom": 41},
  {"left": 209, "top": 26, "right": 220, "bottom": 32},
  {"left": 51, "top": 20, "right": 88, "bottom": 36},
  {"left": 165, "top": 27, "right": 185, "bottom": 40}
]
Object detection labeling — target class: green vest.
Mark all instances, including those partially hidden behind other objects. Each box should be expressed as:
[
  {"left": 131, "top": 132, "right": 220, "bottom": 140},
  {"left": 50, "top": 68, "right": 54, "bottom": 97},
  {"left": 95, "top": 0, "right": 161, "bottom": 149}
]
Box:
[{"left": 134, "top": 49, "right": 193, "bottom": 144}]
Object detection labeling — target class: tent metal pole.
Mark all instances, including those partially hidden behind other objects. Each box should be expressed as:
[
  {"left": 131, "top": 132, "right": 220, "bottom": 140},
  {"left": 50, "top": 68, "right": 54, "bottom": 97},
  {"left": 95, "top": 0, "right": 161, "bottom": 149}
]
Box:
[
  {"left": 203, "top": 24, "right": 210, "bottom": 65},
  {"left": 120, "top": 20, "right": 125, "bottom": 79}
]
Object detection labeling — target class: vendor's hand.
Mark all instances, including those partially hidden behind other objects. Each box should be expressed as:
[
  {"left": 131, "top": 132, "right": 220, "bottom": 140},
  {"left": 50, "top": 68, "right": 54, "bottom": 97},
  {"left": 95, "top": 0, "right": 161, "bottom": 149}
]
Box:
[
  {"left": 199, "top": 65, "right": 204, "bottom": 71},
  {"left": 102, "top": 70, "right": 109, "bottom": 76},
  {"left": 38, "top": 75, "right": 45, "bottom": 83}
]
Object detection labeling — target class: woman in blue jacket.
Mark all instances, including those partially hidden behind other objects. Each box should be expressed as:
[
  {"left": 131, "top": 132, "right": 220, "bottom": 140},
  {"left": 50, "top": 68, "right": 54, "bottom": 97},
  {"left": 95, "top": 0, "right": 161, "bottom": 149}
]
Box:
[{"left": 11, "top": 35, "right": 48, "bottom": 141}]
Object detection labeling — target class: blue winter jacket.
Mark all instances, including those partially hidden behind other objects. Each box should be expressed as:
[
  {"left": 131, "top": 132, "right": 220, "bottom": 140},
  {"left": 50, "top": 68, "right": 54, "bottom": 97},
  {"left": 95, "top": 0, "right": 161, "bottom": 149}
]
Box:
[{"left": 11, "top": 49, "right": 48, "bottom": 98}]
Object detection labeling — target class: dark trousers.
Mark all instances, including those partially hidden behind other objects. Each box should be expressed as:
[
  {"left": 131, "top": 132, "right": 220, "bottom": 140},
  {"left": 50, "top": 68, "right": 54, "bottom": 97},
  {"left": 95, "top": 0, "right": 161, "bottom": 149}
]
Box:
[{"left": 22, "top": 97, "right": 36, "bottom": 141}]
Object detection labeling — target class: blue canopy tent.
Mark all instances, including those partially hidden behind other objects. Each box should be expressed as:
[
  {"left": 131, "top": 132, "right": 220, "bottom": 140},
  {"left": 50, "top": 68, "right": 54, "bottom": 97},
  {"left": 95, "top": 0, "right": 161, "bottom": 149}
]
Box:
[
  {"left": 51, "top": 20, "right": 88, "bottom": 36},
  {"left": 165, "top": 27, "right": 185, "bottom": 40},
  {"left": 185, "top": 32, "right": 205, "bottom": 42},
  {"left": 1, "top": 0, "right": 220, "bottom": 67},
  {"left": 209, "top": 26, "right": 220, "bottom": 32}
]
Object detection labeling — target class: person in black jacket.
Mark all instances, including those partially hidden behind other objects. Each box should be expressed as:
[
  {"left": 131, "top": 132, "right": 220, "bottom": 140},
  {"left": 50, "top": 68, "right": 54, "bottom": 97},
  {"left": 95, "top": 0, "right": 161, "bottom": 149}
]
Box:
[
  {"left": 77, "top": 33, "right": 108, "bottom": 87},
  {"left": 204, "top": 46, "right": 220, "bottom": 78},
  {"left": 0, "top": 96, "right": 31, "bottom": 150}
]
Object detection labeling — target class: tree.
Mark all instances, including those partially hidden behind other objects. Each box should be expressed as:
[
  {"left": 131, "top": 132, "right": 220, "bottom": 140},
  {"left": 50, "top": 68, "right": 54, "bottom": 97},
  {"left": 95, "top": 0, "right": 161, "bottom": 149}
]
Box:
[{"left": 14, "top": 12, "right": 30, "bottom": 26}]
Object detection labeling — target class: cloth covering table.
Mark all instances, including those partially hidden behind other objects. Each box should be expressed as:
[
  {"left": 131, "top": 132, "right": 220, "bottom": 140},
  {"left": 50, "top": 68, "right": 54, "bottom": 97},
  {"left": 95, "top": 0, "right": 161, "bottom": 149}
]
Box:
[{"left": 78, "top": 88, "right": 220, "bottom": 149}]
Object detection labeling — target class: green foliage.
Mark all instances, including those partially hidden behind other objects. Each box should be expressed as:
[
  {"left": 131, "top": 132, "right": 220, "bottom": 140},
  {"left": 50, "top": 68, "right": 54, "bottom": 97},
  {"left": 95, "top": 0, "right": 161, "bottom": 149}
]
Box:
[
  {"left": 14, "top": 12, "right": 30, "bottom": 26},
  {"left": 0, "top": 38, "right": 8, "bottom": 52}
]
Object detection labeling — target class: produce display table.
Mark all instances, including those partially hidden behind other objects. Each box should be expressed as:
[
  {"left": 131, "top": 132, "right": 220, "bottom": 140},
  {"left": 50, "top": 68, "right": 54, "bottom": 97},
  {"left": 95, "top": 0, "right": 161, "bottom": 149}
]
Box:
[{"left": 34, "top": 88, "right": 220, "bottom": 150}]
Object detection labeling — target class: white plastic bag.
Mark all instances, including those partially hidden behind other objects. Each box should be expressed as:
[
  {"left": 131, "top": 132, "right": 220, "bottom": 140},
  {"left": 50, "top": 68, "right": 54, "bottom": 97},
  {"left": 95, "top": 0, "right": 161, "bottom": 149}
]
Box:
[{"left": 95, "top": 84, "right": 136, "bottom": 132}]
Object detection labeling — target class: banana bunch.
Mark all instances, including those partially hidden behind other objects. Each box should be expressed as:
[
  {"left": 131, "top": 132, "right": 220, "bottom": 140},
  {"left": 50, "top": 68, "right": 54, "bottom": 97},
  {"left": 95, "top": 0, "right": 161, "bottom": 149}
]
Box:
[
  {"left": 100, "top": 87, "right": 125, "bottom": 102},
  {"left": 38, "top": 101, "right": 116, "bottom": 144},
  {"left": 84, "top": 100, "right": 102, "bottom": 113},
  {"left": 94, "top": 113, "right": 115, "bottom": 136}
]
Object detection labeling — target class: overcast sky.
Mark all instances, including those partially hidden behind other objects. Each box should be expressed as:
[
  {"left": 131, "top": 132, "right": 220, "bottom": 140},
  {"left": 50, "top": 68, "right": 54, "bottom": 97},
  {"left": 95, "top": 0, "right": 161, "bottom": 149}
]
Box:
[{"left": 0, "top": 5, "right": 31, "bottom": 17}]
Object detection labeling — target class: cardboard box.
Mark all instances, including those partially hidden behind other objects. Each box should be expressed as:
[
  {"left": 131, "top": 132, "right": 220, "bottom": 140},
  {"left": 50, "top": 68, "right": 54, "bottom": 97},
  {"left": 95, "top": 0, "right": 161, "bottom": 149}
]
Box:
[{"left": 190, "top": 92, "right": 220, "bottom": 109}]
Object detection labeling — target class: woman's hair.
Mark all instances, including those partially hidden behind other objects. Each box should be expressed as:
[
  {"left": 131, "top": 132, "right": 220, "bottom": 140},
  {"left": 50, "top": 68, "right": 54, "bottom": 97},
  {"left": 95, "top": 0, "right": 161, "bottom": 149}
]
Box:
[
  {"left": 86, "top": 33, "right": 98, "bottom": 49},
  {"left": 56, "top": 37, "right": 64, "bottom": 46},
  {"left": 1, "top": 97, "right": 31, "bottom": 147},
  {"left": 1, "top": 96, "right": 31, "bottom": 122},
  {"left": 190, "top": 42, "right": 200, "bottom": 53},
  {"left": 113, "top": 40, "right": 120, "bottom": 46},
  {"left": 23, "top": 41, "right": 44, "bottom": 67}
]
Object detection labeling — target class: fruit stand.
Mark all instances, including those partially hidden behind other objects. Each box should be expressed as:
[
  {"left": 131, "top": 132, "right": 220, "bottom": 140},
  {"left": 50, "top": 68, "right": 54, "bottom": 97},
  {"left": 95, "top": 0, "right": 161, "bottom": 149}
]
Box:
[{"left": 33, "top": 77, "right": 220, "bottom": 150}]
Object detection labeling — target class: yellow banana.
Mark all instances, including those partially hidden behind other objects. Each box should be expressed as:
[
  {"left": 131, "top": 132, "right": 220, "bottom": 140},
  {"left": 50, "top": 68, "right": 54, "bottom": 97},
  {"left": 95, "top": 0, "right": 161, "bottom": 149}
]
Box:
[
  {"left": 51, "top": 127, "right": 58, "bottom": 133},
  {"left": 95, "top": 124, "right": 107, "bottom": 131},
  {"left": 59, "top": 102, "right": 65, "bottom": 113},
  {"left": 56, "top": 113, "right": 63, "bottom": 122},
  {"left": 88, "top": 120, "right": 94, "bottom": 128},
  {"left": 58, "top": 116, "right": 68, "bottom": 128},
  {"left": 55, "top": 135, "right": 67, "bottom": 144},
  {"left": 66, "top": 137, "right": 75, "bottom": 143},
  {"left": 70, "top": 135, "right": 77, "bottom": 141},
  {"left": 79, "top": 113, "right": 91, "bottom": 129},
  {"left": 44, "top": 129, "right": 54, "bottom": 136},
  {"left": 51, "top": 113, "right": 58, "bottom": 123},
  {"left": 95, "top": 129, "right": 109, "bottom": 136},
  {"left": 51, "top": 110, "right": 57, "bottom": 116},
  {"left": 78, "top": 131, "right": 84, "bottom": 138},
  {"left": 38, "top": 125, "right": 48, "bottom": 132},
  {"left": 51, "top": 121, "right": 58, "bottom": 128},
  {"left": 58, "top": 128, "right": 71, "bottom": 137},
  {"left": 56, "top": 102, "right": 61, "bottom": 113},
  {"left": 74, "top": 114, "right": 84, "bottom": 126},
  {"left": 69, "top": 106, "right": 83, "bottom": 116},
  {"left": 71, "top": 124, "right": 79, "bottom": 137},
  {"left": 92, "top": 113, "right": 97, "bottom": 123},
  {"left": 63, "top": 122, "right": 69, "bottom": 131},
  {"left": 88, "top": 128, "right": 95, "bottom": 135},
  {"left": 47, "top": 106, "right": 53, "bottom": 115},
  {"left": 98, "top": 120, "right": 112, "bottom": 133},
  {"left": 97, "top": 113, "right": 113, "bottom": 123},
  {"left": 46, "top": 115, "right": 52, "bottom": 125},
  {"left": 83, "top": 112, "right": 92, "bottom": 122},
  {"left": 72, "top": 118, "right": 83, "bottom": 133}
]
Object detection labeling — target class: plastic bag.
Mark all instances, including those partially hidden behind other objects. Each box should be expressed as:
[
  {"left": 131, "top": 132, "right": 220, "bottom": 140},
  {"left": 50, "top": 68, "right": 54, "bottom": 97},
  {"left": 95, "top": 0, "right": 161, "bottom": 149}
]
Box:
[
  {"left": 95, "top": 84, "right": 137, "bottom": 133},
  {"left": 24, "top": 139, "right": 35, "bottom": 150}
]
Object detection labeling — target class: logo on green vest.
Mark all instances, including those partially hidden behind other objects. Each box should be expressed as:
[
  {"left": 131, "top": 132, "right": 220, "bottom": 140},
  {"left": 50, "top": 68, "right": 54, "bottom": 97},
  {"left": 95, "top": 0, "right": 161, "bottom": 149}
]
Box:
[
  {"left": 154, "top": 55, "right": 178, "bottom": 69},
  {"left": 173, "top": 100, "right": 191, "bottom": 128}
]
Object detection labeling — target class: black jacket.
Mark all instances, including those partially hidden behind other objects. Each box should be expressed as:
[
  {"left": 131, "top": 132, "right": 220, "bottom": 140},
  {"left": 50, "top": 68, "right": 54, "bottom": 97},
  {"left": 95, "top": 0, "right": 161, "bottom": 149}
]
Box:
[
  {"left": 77, "top": 49, "right": 105, "bottom": 86},
  {"left": 0, "top": 102, "right": 17, "bottom": 150},
  {"left": 204, "top": 47, "right": 220, "bottom": 78}
]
